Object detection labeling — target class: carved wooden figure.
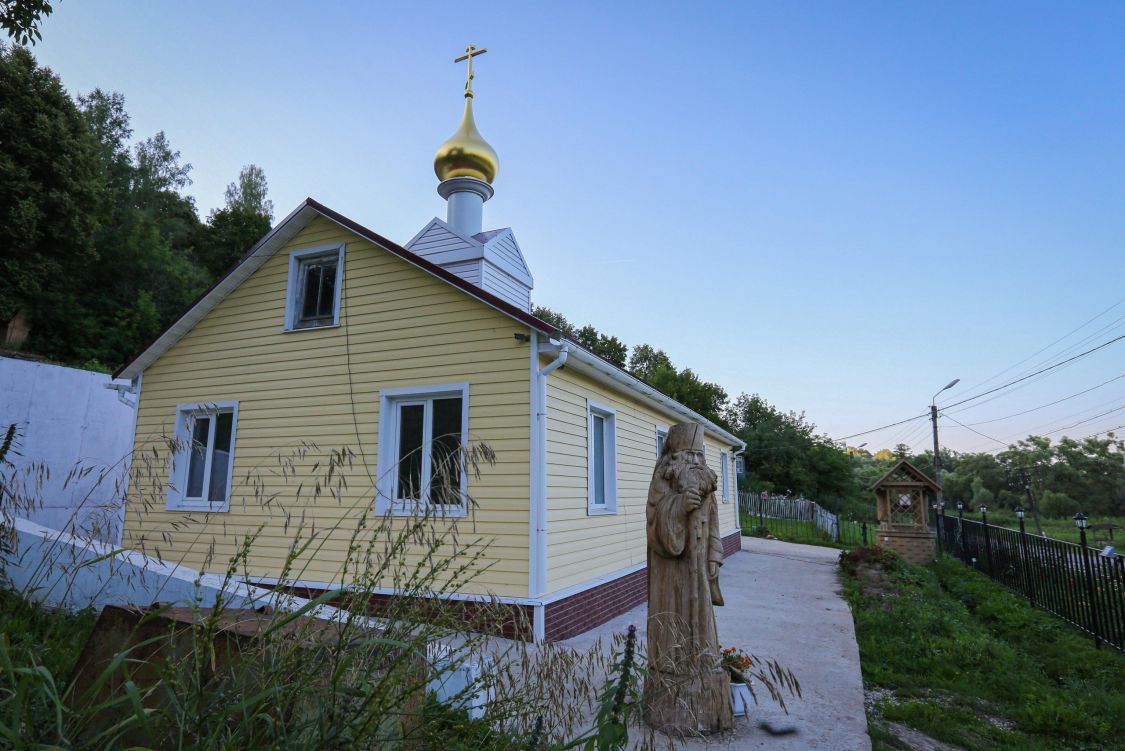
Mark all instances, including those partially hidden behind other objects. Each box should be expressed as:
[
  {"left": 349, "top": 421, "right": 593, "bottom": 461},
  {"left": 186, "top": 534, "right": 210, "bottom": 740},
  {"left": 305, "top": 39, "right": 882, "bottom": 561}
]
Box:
[{"left": 644, "top": 422, "right": 733, "bottom": 735}]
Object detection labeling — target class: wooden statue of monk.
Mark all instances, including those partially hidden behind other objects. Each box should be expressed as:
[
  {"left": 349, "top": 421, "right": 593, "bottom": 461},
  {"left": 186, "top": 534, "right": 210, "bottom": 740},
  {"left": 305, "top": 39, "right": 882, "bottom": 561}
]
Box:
[{"left": 644, "top": 422, "right": 733, "bottom": 735}]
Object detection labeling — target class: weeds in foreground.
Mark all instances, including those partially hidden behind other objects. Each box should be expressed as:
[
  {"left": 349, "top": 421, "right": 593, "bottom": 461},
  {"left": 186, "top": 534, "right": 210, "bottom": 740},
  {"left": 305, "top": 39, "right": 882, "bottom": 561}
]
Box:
[{"left": 0, "top": 429, "right": 666, "bottom": 749}]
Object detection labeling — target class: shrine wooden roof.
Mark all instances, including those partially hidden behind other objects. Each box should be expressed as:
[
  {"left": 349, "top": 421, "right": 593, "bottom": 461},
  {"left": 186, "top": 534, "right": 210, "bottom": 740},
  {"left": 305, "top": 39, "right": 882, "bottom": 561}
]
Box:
[{"left": 868, "top": 459, "right": 942, "bottom": 492}]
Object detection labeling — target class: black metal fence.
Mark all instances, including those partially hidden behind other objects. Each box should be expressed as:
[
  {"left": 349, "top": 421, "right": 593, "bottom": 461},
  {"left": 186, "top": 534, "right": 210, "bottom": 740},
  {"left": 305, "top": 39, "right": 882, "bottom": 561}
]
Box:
[
  {"left": 738, "top": 492, "right": 869, "bottom": 548},
  {"left": 936, "top": 510, "right": 1125, "bottom": 652}
]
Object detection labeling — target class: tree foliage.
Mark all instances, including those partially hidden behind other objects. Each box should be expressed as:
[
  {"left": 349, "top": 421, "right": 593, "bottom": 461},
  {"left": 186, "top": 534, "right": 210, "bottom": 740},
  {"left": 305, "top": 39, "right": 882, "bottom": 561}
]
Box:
[
  {"left": 530, "top": 306, "right": 726, "bottom": 423},
  {"left": 0, "top": 0, "right": 52, "bottom": 45},
  {"left": 0, "top": 47, "right": 274, "bottom": 370},
  {"left": 725, "top": 393, "right": 853, "bottom": 503},
  {"left": 888, "top": 434, "right": 1125, "bottom": 517}
]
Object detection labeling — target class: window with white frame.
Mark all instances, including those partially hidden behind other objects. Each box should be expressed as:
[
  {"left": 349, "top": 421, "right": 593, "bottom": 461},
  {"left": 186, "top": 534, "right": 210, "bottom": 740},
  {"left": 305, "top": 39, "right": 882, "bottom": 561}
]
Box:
[
  {"left": 286, "top": 244, "right": 344, "bottom": 330},
  {"left": 168, "top": 402, "right": 238, "bottom": 511},
  {"left": 720, "top": 451, "right": 730, "bottom": 502},
  {"left": 587, "top": 401, "right": 617, "bottom": 514},
  {"left": 376, "top": 384, "right": 469, "bottom": 515},
  {"left": 656, "top": 427, "right": 668, "bottom": 457}
]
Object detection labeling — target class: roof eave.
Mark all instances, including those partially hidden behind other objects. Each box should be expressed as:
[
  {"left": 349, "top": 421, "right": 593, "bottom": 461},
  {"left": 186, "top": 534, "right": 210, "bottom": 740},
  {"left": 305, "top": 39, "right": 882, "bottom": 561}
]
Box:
[{"left": 544, "top": 340, "right": 745, "bottom": 449}]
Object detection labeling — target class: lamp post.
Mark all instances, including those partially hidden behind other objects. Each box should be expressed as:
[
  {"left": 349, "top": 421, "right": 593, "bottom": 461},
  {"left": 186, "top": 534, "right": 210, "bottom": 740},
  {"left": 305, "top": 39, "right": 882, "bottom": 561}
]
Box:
[
  {"left": 930, "top": 378, "right": 960, "bottom": 510},
  {"left": 1075, "top": 512, "right": 1102, "bottom": 649},
  {"left": 1015, "top": 506, "right": 1036, "bottom": 607}
]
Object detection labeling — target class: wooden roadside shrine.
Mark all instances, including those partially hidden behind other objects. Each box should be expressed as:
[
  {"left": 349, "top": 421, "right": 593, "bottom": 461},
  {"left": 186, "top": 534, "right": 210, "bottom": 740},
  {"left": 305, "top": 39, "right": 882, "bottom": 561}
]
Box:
[{"left": 869, "top": 460, "right": 941, "bottom": 565}]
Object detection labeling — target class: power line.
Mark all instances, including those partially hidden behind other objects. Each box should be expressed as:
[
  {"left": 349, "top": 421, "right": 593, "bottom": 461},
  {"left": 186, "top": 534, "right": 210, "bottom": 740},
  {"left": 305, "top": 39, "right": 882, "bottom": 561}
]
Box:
[
  {"left": 942, "top": 413, "right": 1009, "bottom": 448},
  {"left": 961, "top": 373, "right": 1125, "bottom": 425},
  {"left": 949, "top": 294, "right": 1125, "bottom": 398},
  {"left": 1079, "top": 423, "right": 1125, "bottom": 441},
  {"left": 940, "top": 333, "right": 1125, "bottom": 411},
  {"left": 837, "top": 412, "right": 928, "bottom": 442},
  {"left": 1039, "top": 402, "right": 1125, "bottom": 437}
]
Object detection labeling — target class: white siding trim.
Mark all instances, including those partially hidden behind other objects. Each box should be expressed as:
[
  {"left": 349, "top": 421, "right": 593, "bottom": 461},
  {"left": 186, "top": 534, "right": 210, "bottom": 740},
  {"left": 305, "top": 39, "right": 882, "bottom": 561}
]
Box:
[
  {"left": 586, "top": 399, "right": 618, "bottom": 515},
  {"left": 166, "top": 400, "right": 239, "bottom": 513},
  {"left": 284, "top": 243, "right": 345, "bottom": 331}
]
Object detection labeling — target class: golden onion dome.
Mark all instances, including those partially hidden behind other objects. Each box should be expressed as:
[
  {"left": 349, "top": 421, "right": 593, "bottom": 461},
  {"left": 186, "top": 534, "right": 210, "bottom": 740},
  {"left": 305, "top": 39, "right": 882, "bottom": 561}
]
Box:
[{"left": 433, "top": 97, "right": 499, "bottom": 184}]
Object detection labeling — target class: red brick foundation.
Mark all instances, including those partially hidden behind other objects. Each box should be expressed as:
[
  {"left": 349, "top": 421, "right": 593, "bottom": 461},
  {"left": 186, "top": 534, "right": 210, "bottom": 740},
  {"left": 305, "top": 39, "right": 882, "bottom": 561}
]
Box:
[
  {"left": 544, "top": 567, "right": 647, "bottom": 641},
  {"left": 876, "top": 527, "right": 935, "bottom": 565},
  {"left": 721, "top": 530, "right": 743, "bottom": 558},
  {"left": 542, "top": 530, "right": 745, "bottom": 641},
  {"left": 260, "top": 530, "right": 746, "bottom": 643},
  {"left": 261, "top": 585, "right": 535, "bottom": 640}
]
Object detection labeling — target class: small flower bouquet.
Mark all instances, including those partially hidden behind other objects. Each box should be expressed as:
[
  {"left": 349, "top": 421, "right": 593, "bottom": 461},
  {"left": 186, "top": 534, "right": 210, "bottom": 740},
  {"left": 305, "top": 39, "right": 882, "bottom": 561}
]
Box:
[
  {"left": 721, "top": 645, "right": 753, "bottom": 684},
  {"left": 720, "top": 644, "right": 802, "bottom": 717}
]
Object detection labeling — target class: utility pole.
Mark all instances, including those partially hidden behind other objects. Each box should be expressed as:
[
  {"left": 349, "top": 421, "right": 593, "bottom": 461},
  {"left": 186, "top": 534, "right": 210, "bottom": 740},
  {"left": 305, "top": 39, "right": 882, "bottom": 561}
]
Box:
[
  {"left": 931, "top": 403, "right": 944, "bottom": 508},
  {"left": 930, "top": 378, "right": 959, "bottom": 509}
]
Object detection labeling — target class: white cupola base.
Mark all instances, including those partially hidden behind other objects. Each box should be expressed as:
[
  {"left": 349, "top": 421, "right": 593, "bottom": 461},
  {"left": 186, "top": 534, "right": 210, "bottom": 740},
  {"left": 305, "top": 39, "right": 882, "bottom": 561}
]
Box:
[{"left": 437, "top": 176, "right": 494, "bottom": 237}]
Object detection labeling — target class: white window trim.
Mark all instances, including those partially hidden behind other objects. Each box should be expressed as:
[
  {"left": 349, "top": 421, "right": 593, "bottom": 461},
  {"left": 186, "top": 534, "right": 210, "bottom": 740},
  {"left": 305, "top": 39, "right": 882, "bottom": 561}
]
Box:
[
  {"left": 375, "top": 383, "right": 470, "bottom": 517},
  {"left": 655, "top": 426, "right": 668, "bottom": 457},
  {"left": 167, "top": 401, "right": 239, "bottom": 512},
  {"left": 720, "top": 451, "right": 730, "bottom": 503},
  {"left": 284, "top": 243, "right": 345, "bottom": 331},
  {"left": 586, "top": 399, "right": 618, "bottom": 515}
]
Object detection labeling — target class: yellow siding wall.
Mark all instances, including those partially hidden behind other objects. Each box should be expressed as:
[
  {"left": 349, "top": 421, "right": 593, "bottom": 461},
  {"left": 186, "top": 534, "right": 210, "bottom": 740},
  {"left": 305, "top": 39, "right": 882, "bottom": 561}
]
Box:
[
  {"left": 544, "top": 367, "right": 741, "bottom": 593},
  {"left": 123, "top": 217, "right": 533, "bottom": 597}
]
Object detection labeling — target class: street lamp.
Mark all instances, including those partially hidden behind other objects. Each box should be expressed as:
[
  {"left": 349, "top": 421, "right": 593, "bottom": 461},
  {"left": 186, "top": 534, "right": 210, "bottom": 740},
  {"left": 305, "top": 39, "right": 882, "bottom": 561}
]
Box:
[
  {"left": 931, "top": 378, "right": 960, "bottom": 509},
  {"left": 1073, "top": 512, "right": 1102, "bottom": 649}
]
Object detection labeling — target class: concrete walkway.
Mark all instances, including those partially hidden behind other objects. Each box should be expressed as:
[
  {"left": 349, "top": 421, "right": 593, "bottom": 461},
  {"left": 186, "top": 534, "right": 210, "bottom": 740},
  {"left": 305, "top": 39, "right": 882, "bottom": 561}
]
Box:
[{"left": 562, "top": 537, "right": 870, "bottom": 750}]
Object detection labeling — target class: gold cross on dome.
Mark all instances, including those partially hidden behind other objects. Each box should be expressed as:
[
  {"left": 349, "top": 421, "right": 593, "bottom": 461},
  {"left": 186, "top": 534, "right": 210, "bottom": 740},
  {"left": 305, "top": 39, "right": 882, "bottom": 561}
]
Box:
[{"left": 454, "top": 44, "right": 487, "bottom": 98}]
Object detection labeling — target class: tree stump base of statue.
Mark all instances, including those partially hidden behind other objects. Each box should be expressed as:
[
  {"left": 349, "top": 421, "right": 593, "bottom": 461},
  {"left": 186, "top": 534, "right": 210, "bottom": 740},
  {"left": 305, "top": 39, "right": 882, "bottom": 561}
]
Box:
[
  {"left": 645, "top": 663, "right": 732, "bottom": 736},
  {"left": 643, "top": 422, "right": 734, "bottom": 736}
]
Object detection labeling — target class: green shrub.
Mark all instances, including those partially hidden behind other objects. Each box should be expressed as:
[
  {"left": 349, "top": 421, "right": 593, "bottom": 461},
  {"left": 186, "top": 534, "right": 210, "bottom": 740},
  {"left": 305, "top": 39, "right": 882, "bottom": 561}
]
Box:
[{"left": 1038, "top": 490, "right": 1079, "bottom": 519}]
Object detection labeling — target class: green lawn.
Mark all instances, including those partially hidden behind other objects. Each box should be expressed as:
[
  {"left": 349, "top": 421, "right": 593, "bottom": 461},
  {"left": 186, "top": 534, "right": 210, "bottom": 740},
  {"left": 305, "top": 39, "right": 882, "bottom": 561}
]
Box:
[
  {"left": 972, "top": 513, "right": 1125, "bottom": 547},
  {"left": 740, "top": 511, "right": 868, "bottom": 549},
  {"left": 841, "top": 548, "right": 1125, "bottom": 751}
]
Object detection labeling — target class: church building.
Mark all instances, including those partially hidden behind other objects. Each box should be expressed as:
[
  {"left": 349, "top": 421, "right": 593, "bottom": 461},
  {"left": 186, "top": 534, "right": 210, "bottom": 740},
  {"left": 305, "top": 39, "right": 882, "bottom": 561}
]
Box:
[{"left": 115, "top": 47, "right": 744, "bottom": 641}]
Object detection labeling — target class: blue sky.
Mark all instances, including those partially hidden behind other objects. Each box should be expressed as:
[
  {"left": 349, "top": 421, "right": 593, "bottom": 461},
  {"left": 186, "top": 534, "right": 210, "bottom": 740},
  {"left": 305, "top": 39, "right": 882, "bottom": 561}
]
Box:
[{"left": 34, "top": 1, "right": 1125, "bottom": 452}]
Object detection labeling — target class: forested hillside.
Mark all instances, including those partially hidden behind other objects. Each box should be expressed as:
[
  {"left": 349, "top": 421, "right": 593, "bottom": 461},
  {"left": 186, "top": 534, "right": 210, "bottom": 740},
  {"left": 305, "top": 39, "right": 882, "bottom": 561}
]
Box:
[{"left": 0, "top": 45, "right": 272, "bottom": 370}]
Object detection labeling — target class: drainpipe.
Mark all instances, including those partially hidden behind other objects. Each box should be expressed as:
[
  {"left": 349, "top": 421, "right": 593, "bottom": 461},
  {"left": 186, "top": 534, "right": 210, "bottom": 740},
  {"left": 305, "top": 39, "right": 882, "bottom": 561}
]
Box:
[{"left": 530, "top": 337, "right": 567, "bottom": 641}]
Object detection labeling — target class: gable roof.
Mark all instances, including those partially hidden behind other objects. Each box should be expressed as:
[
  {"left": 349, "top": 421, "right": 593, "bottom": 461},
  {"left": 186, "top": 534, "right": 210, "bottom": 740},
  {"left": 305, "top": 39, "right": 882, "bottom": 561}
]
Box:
[
  {"left": 114, "top": 198, "right": 556, "bottom": 382},
  {"left": 868, "top": 460, "right": 942, "bottom": 492},
  {"left": 114, "top": 199, "right": 743, "bottom": 448}
]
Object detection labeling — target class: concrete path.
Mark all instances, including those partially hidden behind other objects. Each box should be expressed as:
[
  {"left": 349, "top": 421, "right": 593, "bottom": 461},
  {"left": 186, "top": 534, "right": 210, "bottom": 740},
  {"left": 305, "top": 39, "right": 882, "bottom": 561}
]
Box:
[{"left": 562, "top": 537, "right": 870, "bottom": 750}]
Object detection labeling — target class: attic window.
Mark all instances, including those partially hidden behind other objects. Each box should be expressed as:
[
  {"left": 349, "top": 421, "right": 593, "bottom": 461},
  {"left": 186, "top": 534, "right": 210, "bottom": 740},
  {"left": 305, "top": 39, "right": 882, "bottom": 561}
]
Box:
[{"left": 286, "top": 244, "right": 344, "bottom": 330}]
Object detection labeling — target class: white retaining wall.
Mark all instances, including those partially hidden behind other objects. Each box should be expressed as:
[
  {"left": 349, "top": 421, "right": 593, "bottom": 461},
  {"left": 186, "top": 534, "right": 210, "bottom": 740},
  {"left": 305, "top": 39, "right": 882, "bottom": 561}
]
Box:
[{"left": 0, "top": 356, "right": 135, "bottom": 543}]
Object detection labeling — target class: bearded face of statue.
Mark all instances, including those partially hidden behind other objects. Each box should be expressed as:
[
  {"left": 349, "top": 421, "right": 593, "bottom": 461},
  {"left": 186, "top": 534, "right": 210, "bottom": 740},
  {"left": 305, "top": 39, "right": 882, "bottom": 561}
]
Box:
[{"left": 663, "top": 450, "right": 718, "bottom": 497}]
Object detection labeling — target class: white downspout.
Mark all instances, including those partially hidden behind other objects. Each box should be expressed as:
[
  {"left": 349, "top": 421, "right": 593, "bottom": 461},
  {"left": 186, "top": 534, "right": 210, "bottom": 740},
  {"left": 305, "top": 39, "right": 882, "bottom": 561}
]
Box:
[{"left": 530, "top": 336, "right": 568, "bottom": 641}]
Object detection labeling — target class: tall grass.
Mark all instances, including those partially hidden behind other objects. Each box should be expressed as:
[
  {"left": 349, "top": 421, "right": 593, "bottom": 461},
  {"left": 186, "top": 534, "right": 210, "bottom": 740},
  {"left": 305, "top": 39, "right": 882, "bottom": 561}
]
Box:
[{"left": 0, "top": 423, "right": 665, "bottom": 749}]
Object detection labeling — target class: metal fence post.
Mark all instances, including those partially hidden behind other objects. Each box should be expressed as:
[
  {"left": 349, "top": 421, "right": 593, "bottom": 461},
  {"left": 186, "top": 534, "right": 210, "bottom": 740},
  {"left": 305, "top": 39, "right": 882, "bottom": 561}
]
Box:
[
  {"left": 981, "top": 507, "right": 994, "bottom": 578},
  {"left": 1076, "top": 515, "right": 1102, "bottom": 649},
  {"left": 956, "top": 502, "right": 965, "bottom": 563},
  {"left": 1016, "top": 507, "right": 1036, "bottom": 608},
  {"left": 861, "top": 521, "right": 868, "bottom": 546}
]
